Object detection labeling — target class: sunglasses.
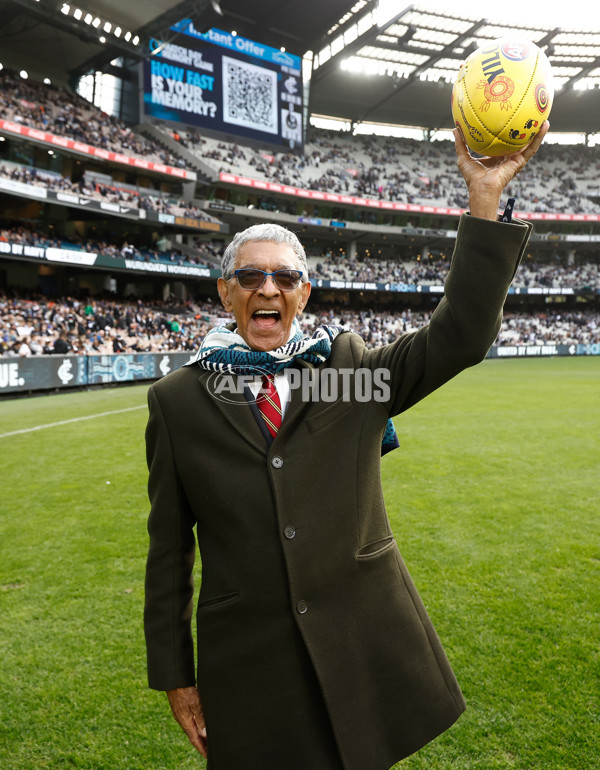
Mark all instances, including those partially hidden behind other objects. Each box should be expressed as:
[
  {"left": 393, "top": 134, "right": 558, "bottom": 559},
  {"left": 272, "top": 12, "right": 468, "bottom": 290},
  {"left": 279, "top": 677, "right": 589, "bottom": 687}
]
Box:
[{"left": 231, "top": 268, "right": 304, "bottom": 291}]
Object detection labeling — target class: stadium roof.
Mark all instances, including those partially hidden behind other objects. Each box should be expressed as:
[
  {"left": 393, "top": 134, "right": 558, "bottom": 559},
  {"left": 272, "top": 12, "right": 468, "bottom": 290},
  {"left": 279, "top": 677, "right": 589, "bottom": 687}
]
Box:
[
  {"left": 0, "top": 0, "right": 355, "bottom": 78},
  {"left": 308, "top": 3, "right": 600, "bottom": 135},
  {"left": 1, "top": 0, "right": 599, "bottom": 135}
]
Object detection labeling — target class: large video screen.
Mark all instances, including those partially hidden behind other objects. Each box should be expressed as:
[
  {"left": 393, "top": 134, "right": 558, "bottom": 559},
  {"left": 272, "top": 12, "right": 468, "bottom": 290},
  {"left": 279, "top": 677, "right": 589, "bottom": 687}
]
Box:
[{"left": 142, "top": 21, "right": 304, "bottom": 149}]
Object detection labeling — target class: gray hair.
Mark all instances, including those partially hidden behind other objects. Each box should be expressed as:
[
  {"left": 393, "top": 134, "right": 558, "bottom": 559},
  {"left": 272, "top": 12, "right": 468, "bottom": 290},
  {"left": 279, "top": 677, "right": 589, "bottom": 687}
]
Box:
[{"left": 221, "top": 223, "right": 309, "bottom": 280}]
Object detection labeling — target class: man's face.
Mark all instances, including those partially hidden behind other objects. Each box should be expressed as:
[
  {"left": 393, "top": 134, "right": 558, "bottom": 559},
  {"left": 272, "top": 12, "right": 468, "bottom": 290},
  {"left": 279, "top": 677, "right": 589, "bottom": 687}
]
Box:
[{"left": 217, "top": 240, "right": 311, "bottom": 352}]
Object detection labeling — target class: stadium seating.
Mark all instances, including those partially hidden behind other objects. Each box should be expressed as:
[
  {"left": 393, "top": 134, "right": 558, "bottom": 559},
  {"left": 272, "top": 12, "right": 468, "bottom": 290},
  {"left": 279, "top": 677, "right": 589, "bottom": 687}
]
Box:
[
  {"left": 0, "top": 224, "right": 218, "bottom": 268},
  {"left": 161, "top": 124, "right": 600, "bottom": 214},
  {"left": 306, "top": 254, "right": 599, "bottom": 291},
  {"left": 0, "top": 69, "right": 186, "bottom": 169},
  {"left": 0, "top": 70, "right": 598, "bottom": 362},
  {"left": 0, "top": 160, "right": 221, "bottom": 225},
  {"left": 2, "top": 292, "right": 598, "bottom": 356}
]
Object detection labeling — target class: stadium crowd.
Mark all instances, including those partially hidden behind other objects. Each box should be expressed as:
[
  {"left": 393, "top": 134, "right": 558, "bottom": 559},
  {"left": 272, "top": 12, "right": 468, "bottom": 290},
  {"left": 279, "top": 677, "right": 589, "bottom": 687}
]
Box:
[
  {"left": 169, "top": 125, "right": 600, "bottom": 215},
  {"left": 0, "top": 72, "right": 598, "bottom": 363},
  {"left": 2, "top": 293, "right": 598, "bottom": 357},
  {"left": 0, "top": 293, "right": 218, "bottom": 357},
  {"left": 0, "top": 162, "right": 222, "bottom": 226},
  {"left": 0, "top": 223, "right": 220, "bottom": 268},
  {"left": 309, "top": 253, "right": 599, "bottom": 291},
  {"left": 0, "top": 69, "right": 186, "bottom": 169},
  {"left": 2, "top": 68, "right": 599, "bottom": 219},
  {"left": 2, "top": 222, "right": 598, "bottom": 291}
]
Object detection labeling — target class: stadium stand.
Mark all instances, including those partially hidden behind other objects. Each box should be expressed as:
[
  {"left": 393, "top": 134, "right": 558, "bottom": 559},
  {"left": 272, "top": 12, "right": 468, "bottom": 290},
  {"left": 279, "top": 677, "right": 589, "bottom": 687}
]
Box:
[
  {"left": 0, "top": 63, "right": 598, "bottom": 385},
  {"left": 0, "top": 160, "right": 221, "bottom": 224},
  {"left": 0, "top": 223, "right": 219, "bottom": 267},
  {"left": 2, "top": 292, "right": 598, "bottom": 356},
  {"left": 306, "top": 253, "right": 599, "bottom": 291},
  {"left": 162, "top": 125, "right": 600, "bottom": 214},
  {"left": 0, "top": 69, "right": 186, "bottom": 169},
  {"left": 1, "top": 221, "right": 597, "bottom": 292}
]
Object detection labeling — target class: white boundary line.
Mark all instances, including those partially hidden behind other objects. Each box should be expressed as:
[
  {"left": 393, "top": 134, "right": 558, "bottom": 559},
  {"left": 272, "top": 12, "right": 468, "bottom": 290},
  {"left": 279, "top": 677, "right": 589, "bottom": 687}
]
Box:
[{"left": 0, "top": 405, "right": 147, "bottom": 439}]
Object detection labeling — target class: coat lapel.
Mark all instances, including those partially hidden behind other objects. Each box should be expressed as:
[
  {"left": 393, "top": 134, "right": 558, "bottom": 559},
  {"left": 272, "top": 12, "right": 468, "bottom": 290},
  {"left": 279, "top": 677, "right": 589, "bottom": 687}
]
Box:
[
  {"left": 197, "top": 360, "right": 316, "bottom": 452},
  {"left": 197, "top": 370, "right": 268, "bottom": 454}
]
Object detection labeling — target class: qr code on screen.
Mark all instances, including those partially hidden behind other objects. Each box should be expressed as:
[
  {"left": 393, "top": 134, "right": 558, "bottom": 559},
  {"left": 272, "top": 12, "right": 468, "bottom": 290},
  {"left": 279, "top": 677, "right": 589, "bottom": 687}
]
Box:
[{"left": 222, "top": 56, "right": 278, "bottom": 135}]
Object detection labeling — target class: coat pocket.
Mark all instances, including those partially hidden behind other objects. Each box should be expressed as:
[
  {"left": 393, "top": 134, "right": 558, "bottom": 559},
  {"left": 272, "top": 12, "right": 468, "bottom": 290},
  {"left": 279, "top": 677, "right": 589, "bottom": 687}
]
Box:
[
  {"left": 197, "top": 590, "right": 240, "bottom": 610},
  {"left": 306, "top": 399, "right": 354, "bottom": 434},
  {"left": 356, "top": 535, "right": 396, "bottom": 560}
]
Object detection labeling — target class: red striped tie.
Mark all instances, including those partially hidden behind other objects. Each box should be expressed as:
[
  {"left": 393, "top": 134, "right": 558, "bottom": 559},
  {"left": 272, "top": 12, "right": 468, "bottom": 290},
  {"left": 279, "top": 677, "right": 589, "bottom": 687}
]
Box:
[{"left": 257, "top": 375, "right": 282, "bottom": 439}]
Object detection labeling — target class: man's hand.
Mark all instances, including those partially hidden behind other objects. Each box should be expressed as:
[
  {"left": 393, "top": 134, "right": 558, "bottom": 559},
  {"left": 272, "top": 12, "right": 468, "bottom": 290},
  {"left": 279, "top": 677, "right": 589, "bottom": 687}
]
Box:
[
  {"left": 166, "top": 686, "right": 207, "bottom": 757},
  {"left": 454, "top": 121, "right": 549, "bottom": 221}
]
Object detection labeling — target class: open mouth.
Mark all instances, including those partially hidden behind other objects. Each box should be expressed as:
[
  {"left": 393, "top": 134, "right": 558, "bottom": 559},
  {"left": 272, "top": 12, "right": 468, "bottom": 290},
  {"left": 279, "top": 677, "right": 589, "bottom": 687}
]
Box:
[{"left": 252, "top": 309, "right": 281, "bottom": 328}]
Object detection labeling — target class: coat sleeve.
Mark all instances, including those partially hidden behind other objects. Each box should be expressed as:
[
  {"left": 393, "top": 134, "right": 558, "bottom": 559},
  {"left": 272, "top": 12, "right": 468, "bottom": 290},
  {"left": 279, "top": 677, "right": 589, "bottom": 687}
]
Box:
[
  {"left": 144, "top": 384, "right": 197, "bottom": 691},
  {"left": 363, "top": 213, "right": 533, "bottom": 416}
]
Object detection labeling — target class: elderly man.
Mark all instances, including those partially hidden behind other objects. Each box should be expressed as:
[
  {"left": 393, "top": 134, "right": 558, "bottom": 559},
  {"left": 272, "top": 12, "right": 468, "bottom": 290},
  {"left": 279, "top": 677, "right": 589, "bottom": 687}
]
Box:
[{"left": 144, "top": 125, "right": 548, "bottom": 769}]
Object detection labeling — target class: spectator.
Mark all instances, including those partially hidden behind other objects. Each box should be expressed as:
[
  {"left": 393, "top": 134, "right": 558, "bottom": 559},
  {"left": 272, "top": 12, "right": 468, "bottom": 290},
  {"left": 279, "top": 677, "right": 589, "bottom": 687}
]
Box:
[{"left": 52, "top": 333, "right": 70, "bottom": 354}]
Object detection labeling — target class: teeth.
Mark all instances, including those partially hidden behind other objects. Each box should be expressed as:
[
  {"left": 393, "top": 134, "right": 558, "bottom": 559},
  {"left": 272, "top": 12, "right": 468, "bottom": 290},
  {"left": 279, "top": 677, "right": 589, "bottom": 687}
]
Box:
[{"left": 254, "top": 310, "right": 279, "bottom": 316}]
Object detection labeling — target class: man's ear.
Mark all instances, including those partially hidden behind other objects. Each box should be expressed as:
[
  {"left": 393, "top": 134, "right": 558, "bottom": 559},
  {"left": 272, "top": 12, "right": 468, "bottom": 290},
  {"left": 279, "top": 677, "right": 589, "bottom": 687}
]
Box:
[
  {"left": 217, "top": 277, "right": 232, "bottom": 311},
  {"left": 296, "top": 280, "right": 311, "bottom": 315}
]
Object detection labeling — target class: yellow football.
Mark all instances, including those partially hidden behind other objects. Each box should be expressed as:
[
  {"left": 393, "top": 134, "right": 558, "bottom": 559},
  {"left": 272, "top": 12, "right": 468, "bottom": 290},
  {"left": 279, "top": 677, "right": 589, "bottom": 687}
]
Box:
[{"left": 451, "top": 37, "right": 553, "bottom": 156}]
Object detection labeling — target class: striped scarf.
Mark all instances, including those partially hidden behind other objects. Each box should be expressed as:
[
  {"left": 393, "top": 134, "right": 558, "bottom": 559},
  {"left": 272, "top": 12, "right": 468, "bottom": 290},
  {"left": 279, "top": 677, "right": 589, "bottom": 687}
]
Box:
[{"left": 187, "top": 319, "right": 399, "bottom": 455}]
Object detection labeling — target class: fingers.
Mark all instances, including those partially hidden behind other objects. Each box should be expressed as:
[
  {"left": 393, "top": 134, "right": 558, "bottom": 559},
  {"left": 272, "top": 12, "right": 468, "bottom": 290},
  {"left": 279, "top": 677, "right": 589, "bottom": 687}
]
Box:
[
  {"left": 182, "top": 721, "right": 208, "bottom": 758},
  {"left": 453, "top": 119, "right": 547, "bottom": 218},
  {"left": 166, "top": 686, "right": 208, "bottom": 758},
  {"left": 521, "top": 120, "right": 549, "bottom": 162},
  {"left": 184, "top": 698, "right": 207, "bottom": 757},
  {"left": 454, "top": 120, "right": 549, "bottom": 164},
  {"left": 500, "top": 120, "right": 549, "bottom": 181},
  {"left": 190, "top": 699, "right": 207, "bottom": 741},
  {"left": 453, "top": 126, "right": 473, "bottom": 166},
  {"left": 452, "top": 126, "right": 466, "bottom": 153}
]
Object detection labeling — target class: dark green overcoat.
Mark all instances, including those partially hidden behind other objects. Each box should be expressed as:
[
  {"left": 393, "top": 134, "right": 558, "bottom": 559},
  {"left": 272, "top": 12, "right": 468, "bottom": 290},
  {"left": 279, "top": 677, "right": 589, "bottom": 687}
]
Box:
[{"left": 145, "top": 214, "right": 533, "bottom": 769}]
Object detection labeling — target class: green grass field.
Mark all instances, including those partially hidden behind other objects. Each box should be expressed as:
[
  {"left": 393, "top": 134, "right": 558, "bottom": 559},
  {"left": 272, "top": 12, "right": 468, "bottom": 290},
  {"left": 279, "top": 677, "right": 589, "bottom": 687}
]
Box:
[{"left": 0, "top": 357, "right": 598, "bottom": 769}]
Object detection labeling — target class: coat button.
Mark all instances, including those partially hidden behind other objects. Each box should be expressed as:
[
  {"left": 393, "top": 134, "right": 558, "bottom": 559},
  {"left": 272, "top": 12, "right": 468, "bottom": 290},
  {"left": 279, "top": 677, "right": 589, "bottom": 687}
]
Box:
[
  {"left": 271, "top": 455, "right": 283, "bottom": 469},
  {"left": 296, "top": 600, "right": 308, "bottom": 614},
  {"left": 283, "top": 525, "right": 296, "bottom": 540}
]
